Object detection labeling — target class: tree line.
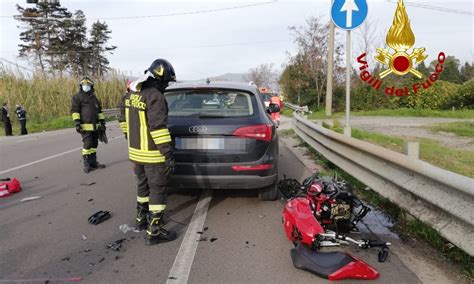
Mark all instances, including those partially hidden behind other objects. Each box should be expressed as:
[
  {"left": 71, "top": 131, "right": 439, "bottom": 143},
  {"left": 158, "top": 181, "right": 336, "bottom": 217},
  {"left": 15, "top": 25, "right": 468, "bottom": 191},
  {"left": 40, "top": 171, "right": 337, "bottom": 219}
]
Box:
[{"left": 15, "top": 1, "right": 116, "bottom": 77}]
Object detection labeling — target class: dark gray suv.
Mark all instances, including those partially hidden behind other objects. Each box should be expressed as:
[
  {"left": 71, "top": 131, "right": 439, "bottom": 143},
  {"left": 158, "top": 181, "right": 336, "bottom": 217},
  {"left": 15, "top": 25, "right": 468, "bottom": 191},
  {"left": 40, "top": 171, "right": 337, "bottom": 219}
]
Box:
[{"left": 165, "top": 81, "right": 280, "bottom": 200}]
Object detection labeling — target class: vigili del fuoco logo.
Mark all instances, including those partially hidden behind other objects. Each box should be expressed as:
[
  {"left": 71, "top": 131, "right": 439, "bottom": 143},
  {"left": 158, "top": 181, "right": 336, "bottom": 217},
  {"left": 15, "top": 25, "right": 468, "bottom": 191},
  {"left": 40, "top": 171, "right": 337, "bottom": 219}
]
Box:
[{"left": 356, "top": 0, "right": 446, "bottom": 96}]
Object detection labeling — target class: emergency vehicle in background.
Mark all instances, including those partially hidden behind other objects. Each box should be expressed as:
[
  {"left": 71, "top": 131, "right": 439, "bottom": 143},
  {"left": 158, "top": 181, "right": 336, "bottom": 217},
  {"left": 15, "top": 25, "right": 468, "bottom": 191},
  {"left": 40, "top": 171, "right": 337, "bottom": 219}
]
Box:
[{"left": 259, "top": 87, "right": 283, "bottom": 126}]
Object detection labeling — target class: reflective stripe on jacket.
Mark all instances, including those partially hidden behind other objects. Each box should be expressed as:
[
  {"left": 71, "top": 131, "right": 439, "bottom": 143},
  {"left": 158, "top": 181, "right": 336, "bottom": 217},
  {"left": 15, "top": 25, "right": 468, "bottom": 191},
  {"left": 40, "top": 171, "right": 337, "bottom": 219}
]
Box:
[
  {"left": 70, "top": 90, "right": 104, "bottom": 131},
  {"left": 119, "top": 83, "right": 171, "bottom": 165}
]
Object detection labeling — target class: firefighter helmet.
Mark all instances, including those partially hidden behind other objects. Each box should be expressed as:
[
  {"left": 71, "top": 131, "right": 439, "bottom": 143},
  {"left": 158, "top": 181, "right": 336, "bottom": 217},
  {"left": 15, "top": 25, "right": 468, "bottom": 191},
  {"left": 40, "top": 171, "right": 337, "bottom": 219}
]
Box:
[
  {"left": 147, "top": 59, "right": 176, "bottom": 83},
  {"left": 79, "top": 76, "right": 94, "bottom": 87}
]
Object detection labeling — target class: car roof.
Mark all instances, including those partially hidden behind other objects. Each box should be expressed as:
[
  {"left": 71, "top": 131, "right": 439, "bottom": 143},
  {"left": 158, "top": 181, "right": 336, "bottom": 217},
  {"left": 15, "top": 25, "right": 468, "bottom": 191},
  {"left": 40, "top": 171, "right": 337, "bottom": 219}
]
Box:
[{"left": 167, "top": 80, "right": 259, "bottom": 93}]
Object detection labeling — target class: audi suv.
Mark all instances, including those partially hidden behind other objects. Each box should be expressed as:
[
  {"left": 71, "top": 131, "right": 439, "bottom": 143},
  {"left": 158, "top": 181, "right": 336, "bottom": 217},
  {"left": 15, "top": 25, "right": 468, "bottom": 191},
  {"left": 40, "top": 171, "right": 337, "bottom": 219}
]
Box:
[{"left": 165, "top": 81, "right": 280, "bottom": 200}]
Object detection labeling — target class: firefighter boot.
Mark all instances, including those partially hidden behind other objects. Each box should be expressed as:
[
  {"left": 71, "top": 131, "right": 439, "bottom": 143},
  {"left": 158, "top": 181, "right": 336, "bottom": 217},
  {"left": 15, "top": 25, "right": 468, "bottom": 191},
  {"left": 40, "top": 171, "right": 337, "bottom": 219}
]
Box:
[
  {"left": 90, "top": 153, "right": 106, "bottom": 169},
  {"left": 146, "top": 211, "right": 177, "bottom": 245},
  {"left": 136, "top": 202, "right": 149, "bottom": 231},
  {"left": 83, "top": 155, "right": 92, "bottom": 173}
]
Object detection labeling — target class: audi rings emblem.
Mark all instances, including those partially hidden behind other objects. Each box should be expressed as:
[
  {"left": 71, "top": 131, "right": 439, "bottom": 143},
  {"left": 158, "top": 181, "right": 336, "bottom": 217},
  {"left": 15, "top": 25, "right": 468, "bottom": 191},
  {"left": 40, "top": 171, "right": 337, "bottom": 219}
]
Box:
[{"left": 189, "top": 125, "right": 208, "bottom": 133}]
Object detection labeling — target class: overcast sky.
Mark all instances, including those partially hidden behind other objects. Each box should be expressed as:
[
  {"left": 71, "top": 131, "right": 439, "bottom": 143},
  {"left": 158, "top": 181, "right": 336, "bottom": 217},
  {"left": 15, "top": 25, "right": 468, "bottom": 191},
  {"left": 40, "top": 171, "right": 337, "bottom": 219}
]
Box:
[{"left": 0, "top": 0, "right": 472, "bottom": 80}]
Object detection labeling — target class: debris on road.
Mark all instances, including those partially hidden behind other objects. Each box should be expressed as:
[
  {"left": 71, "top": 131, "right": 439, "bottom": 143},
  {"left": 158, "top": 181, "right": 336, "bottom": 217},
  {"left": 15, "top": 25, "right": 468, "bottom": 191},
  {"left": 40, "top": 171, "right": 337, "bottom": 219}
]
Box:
[
  {"left": 107, "top": 238, "right": 127, "bottom": 251},
  {"left": 61, "top": 257, "right": 70, "bottom": 261},
  {"left": 0, "top": 178, "right": 22, "bottom": 198},
  {"left": 203, "top": 227, "right": 208, "bottom": 231},
  {"left": 210, "top": 237, "right": 218, "bottom": 243},
  {"left": 98, "top": 257, "right": 105, "bottom": 263},
  {"left": 88, "top": 199, "right": 94, "bottom": 202},
  {"left": 88, "top": 210, "right": 111, "bottom": 225},
  {"left": 20, "top": 196, "right": 41, "bottom": 202},
  {"left": 82, "top": 234, "right": 88, "bottom": 241},
  {"left": 119, "top": 224, "right": 140, "bottom": 233},
  {"left": 197, "top": 237, "right": 207, "bottom": 242},
  {"left": 80, "top": 182, "right": 96, "bottom": 186}
]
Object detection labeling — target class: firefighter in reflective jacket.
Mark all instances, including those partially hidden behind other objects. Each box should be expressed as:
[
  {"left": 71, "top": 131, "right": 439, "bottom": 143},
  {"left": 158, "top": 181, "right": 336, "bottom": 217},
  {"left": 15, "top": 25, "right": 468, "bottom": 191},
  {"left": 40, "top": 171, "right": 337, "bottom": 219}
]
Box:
[
  {"left": 119, "top": 59, "right": 177, "bottom": 245},
  {"left": 71, "top": 76, "right": 106, "bottom": 173}
]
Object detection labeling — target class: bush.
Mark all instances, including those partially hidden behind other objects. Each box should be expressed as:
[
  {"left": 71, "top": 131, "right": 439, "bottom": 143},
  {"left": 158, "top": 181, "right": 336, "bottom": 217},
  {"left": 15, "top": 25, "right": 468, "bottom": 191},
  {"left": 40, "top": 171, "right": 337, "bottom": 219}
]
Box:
[
  {"left": 444, "top": 80, "right": 474, "bottom": 109},
  {"left": 405, "top": 80, "right": 460, "bottom": 110}
]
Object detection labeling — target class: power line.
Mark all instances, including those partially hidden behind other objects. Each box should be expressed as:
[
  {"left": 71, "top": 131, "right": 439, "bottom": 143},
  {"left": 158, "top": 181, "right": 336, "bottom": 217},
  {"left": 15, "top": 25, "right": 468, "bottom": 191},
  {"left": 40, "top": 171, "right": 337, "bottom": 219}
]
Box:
[
  {"left": 0, "top": 57, "right": 35, "bottom": 72},
  {"left": 2, "top": 39, "right": 292, "bottom": 55},
  {"left": 1, "top": 1, "right": 276, "bottom": 21},
  {"left": 387, "top": 0, "right": 473, "bottom": 16}
]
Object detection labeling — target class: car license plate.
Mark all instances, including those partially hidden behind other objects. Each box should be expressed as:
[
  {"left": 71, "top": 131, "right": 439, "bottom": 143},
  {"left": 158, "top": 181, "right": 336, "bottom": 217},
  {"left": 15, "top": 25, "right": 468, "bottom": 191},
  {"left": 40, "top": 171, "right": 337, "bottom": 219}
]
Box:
[{"left": 175, "top": 137, "right": 225, "bottom": 150}]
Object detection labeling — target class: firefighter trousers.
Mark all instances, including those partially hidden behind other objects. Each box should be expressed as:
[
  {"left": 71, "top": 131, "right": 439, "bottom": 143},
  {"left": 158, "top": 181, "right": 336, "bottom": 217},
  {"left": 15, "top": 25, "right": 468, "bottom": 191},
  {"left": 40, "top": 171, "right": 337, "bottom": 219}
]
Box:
[
  {"left": 81, "top": 131, "right": 99, "bottom": 155},
  {"left": 134, "top": 163, "right": 167, "bottom": 212}
]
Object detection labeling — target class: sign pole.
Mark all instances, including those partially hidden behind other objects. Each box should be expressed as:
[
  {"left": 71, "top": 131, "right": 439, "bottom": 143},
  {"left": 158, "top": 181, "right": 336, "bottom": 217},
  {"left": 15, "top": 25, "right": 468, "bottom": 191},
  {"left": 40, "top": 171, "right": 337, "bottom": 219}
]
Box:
[{"left": 344, "top": 30, "right": 352, "bottom": 137}]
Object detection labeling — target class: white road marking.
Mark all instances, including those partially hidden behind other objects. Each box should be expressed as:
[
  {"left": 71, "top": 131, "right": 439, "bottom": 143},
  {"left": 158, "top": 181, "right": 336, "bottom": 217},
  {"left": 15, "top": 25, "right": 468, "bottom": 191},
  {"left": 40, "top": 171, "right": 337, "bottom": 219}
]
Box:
[
  {"left": 167, "top": 188, "right": 213, "bottom": 284},
  {"left": 0, "top": 135, "right": 124, "bottom": 175}
]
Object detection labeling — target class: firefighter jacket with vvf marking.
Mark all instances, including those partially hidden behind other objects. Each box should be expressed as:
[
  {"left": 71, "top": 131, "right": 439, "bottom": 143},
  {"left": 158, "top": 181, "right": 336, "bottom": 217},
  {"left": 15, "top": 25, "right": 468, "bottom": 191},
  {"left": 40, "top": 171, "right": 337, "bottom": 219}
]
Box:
[
  {"left": 119, "top": 81, "right": 172, "bottom": 165},
  {"left": 71, "top": 89, "right": 105, "bottom": 131}
]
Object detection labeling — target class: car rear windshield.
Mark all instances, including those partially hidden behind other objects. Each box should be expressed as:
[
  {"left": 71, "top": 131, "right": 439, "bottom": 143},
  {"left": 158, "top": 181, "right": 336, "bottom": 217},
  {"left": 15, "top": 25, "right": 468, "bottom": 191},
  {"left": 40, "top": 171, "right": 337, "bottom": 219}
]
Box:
[{"left": 165, "top": 90, "right": 255, "bottom": 118}]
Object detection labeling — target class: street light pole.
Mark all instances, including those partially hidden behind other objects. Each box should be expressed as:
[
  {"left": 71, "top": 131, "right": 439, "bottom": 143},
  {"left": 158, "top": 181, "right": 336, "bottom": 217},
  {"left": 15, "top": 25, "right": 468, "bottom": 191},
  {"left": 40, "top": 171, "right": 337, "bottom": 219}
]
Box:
[{"left": 325, "top": 21, "right": 335, "bottom": 117}]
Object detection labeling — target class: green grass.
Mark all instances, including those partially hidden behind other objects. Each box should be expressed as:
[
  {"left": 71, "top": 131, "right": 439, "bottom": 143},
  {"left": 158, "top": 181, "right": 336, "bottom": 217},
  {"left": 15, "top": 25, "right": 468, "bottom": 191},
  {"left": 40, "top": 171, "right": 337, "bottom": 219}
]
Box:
[
  {"left": 281, "top": 107, "right": 294, "bottom": 118},
  {"left": 1, "top": 116, "right": 117, "bottom": 136},
  {"left": 294, "top": 137, "right": 474, "bottom": 277},
  {"left": 350, "top": 128, "right": 474, "bottom": 177},
  {"left": 351, "top": 108, "right": 474, "bottom": 118},
  {"left": 428, "top": 122, "right": 474, "bottom": 137}
]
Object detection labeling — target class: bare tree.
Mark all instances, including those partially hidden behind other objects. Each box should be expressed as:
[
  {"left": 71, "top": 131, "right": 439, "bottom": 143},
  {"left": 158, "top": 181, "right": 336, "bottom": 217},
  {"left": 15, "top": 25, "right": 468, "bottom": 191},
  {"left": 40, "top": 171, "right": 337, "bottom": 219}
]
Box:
[
  {"left": 355, "top": 19, "right": 384, "bottom": 70},
  {"left": 245, "top": 63, "right": 275, "bottom": 88},
  {"left": 288, "top": 17, "right": 343, "bottom": 108}
]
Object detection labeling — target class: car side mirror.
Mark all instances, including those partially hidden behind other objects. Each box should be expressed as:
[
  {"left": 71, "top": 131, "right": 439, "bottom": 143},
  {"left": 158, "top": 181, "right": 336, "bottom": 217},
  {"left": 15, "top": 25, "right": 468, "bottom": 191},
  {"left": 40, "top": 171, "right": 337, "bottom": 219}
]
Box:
[{"left": 268, "top": 103, "right": 280, "bottom": 113}]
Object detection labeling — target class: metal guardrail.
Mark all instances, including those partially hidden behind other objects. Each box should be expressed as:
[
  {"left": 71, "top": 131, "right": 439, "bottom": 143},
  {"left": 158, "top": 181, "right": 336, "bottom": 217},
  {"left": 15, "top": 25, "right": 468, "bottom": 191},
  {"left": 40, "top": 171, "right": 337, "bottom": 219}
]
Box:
[
  {"left": 283, "top": 102, "right": 309, "bottom": 113},
  {"left": 292, "top": 112, "right": 474, "bottom": 256},
  {"left": 103, "top": 108, "right": 120, "bottom": 118}
]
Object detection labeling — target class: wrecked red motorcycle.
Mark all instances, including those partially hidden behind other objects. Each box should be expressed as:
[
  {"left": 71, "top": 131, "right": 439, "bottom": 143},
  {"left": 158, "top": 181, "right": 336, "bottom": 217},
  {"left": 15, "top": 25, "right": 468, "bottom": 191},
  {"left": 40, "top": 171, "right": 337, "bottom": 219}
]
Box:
[{"left": 280, "top": 174, "right": 390, "bottom": 280}]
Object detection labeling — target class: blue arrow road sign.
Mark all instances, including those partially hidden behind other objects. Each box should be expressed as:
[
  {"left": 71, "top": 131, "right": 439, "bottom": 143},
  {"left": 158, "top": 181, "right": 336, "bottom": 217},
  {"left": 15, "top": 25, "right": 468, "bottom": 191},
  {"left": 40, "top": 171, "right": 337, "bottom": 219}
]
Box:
[{"left": 331, "top": 0, "right": 368, "bottom": 30}]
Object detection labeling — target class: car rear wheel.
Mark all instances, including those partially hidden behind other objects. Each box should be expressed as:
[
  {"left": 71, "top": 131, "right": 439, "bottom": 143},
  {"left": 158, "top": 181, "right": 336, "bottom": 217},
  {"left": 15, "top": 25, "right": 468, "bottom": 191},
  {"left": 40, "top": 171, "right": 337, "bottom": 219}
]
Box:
[{"left": 259, "top": 181, "right": 278, "bottom": 201}]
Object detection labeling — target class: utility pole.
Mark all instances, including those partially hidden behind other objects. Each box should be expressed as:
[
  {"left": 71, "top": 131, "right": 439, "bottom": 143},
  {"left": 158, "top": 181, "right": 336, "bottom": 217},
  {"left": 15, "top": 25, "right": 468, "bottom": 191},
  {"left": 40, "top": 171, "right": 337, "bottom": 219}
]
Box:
[{"left": 325, "top": 21, "right": 335, "bottom": 117}]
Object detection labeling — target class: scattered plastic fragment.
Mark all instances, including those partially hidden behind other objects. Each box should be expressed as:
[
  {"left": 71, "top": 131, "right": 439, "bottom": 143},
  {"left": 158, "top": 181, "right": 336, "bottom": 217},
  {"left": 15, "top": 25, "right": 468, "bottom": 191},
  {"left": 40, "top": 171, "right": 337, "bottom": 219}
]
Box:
[
  {"left": 21, "top": 196, "right": 41, "bottom": 202},
  {"left": 82, "top": 234, "right": 88, "bottom": 241},
  {"left": 107, "top": 238, "right": 127, "bottom": 251},
  {"left": 98, "top": 257, "right": 105, "bottom": 263},
  {"left": 119, "top": 224, "right": 140, "bottom": 233},
  {"left": 210, "top": 238, "right": 218, "bottom": 243},
  {"left": 88, "top": 210, "right": 111, "bottom": 225},
  {"left": 88, "top": 199, "right": 94, "bottom": 202},
  {"left": 80, "top": 182, "right": 96, "bottom": 186}
]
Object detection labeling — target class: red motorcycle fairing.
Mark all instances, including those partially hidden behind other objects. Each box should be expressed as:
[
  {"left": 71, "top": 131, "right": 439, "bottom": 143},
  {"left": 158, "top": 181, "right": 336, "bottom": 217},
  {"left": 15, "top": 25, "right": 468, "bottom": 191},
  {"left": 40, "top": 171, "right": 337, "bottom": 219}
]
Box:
[
  {"left": 282, "top": 197, "right": 325, "bottom": 245},
  {"left": 290, "top": 243, "right": 379, "bottom": 280}
]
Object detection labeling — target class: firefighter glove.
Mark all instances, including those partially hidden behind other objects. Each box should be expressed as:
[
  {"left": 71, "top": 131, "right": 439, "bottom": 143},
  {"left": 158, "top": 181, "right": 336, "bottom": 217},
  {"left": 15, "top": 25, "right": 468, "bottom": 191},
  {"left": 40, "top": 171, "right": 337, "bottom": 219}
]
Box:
[
  {"left": 75, "top": 122, "right": 83, "bottom": 134},
  {"left": 164, "top": 154, "right": 175, "bottom": 177}
]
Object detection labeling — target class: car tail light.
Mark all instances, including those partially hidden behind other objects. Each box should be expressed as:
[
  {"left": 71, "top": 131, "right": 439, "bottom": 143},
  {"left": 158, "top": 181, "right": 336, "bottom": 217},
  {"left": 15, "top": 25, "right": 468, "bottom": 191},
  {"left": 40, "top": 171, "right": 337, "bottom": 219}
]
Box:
[
  {"left": 232, "top": 164, "right": 273, "bottom": 171},
  {"left": 233, "top": 124, "right": 273, "bottom": 142}
]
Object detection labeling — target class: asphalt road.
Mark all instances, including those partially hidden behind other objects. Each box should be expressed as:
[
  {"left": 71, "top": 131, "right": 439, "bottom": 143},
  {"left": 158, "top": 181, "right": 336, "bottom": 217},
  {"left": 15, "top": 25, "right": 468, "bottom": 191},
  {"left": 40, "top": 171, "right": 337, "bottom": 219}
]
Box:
[{"left": 0, "top": 123, "right": 431, "bottom": 283}]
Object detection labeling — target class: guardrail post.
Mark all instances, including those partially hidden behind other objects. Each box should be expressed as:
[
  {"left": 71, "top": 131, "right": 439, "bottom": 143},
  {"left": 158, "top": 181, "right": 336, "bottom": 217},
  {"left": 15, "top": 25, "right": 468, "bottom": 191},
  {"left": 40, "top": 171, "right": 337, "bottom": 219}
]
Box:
[
  {"left": 404, "top": 141, "right": 420, "bottom": 159},
  {"left": 343, "top": 126, "right": 351, "bottom": 137}
]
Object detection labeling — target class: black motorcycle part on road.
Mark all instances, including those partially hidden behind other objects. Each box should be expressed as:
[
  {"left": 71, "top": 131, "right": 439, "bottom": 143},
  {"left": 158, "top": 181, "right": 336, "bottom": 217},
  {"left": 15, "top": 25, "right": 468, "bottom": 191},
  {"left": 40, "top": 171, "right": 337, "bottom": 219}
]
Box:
[
  {"left": 290, "top": 243, "right": 352, "bottom": 279},
  {"left": 88, "top": 210, "right": 111, "bottom": 225}
]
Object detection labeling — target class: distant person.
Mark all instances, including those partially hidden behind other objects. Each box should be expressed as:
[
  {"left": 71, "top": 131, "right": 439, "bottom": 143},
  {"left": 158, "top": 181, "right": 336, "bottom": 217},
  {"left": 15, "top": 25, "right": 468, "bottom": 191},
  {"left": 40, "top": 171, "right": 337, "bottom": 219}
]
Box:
[
  {"left": 15, "top": 104, "right": 28, "bottom": 135},
  {"left": 71, "top": 76, "right": 106, "bottom": 173},
  {"left": 2, "top": 103, "right": 13, "bottom": 136},
  {"left": 270, "top": 94, "right": 282, "bottom": 126}
]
